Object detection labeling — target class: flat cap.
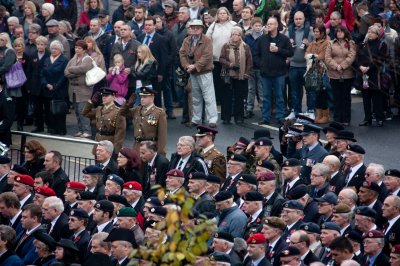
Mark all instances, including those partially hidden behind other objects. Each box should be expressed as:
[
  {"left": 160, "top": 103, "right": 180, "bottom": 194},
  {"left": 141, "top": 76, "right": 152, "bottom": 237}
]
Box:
[
  {"left": 256, "top": 159, "right": 275, "bottom": 171},
  {"left": 287, "top": 184, "right": 308, "bottom": 200},
  {"left": 315, "top": 192, "right": 338, "bottom": 205},
  {"left": 214, "top": 231, "right": 234, "bottom": 243},
  {"left": 207, "top": 175, "right": 221, "bottom": 184},
  {"left": 345, "top": 230, "right": 362, "bottom": 242},
  {"left": 264, "top": 216, "right": 285, "bottom": 230},
  {"left": 355, "top": 206, "right": 377, "bottom": 218},
  {"left": 280, "top": 246, "right": 301, "bottom": 257},
  {"left": 95, "top": 200, "right": 114, "bottom": 213},
  {"left": 166, "top": 169, "right": 184, "bottom": 178},
  {"left": 333, "top": 204, "right": 351, "bottom": 214},
  {"left": 123, "top": 181, "right": 142, "bottom": 191},
  {"left": 209, "top": 252, "right": 231, "bottom": 263},
  {"left": 117, "top": 207, "right": 137, "bottom": 217},
  {"left": 283, "top": 200, "right": 304, "bottom": 211},
  {"left": 15, "top": 174, "right": 34, "bottom": 187},
  {"left": 55, "top": 239, "right": 79, "bottom": 252},
  {"left": 246, "top": 233, "right": 267, "bottom": 244},
  {"left": 346, "top": 144, "right": 365, "bottom": 154},
  {"left": 385, "top": 169, "right": 400, "bottom": 178},
  {"left": 105, "top": 228, "right": 136, "bottom": 247},
  {"left": 299, "top": 222, "right": 321, "bottom": 234},
  {"left": 244, "top": 191, "right": 263, "bottom": 202},
  {"left": 323, "top": 122, "right": 344, "bottom": 134},
  {"left": 229, "top": 154, "right": 247, "bottom": 163},
  {"left": 0, "top": 156, "right": 10, "bottom": 164},
  {"left": 256, "top": 171, "right": 275, "bottom": 182},
  {"left": 281, "top": 158, "right": 301, "bottom": 167},
  {"left": 321, "top": 222, "right": 341, "bottom": 233},
  {"left": 188, "top": 19, "right": 204, "bottom": 27},
  {"left": 150, "top": 206, "right": 167, "bottom": 217},
  {"left": 46, "top": 19, "right": 59, "bottom": 27},
  {"left": 238, "top": 174, "right": 257, "bottom": 186},
  {"left": 70, "top": 208, "right": 89, "bottom": 219},
  {"left": 108, "top": 194, "right": 130, "bottom": 207},
  {"left": 11, "top": 164, "right": 28, "bottom": 174},
  {"left": 195, "top": 124, "right": 218, "bottom": 136},
  {"left": 78, "top": 191, "right": 96, "bottom": 201},
  {"left": 362, "top": 230, "right": 385, "bottom": 239},
  {"left": 253, "top": 128, "right": 274, "bottom": 140},
  {"left": 362, "top": 181, "right": 381, "bottom": 193},
  {"left": 334, "top": 130, "right": 357, "bottom": 142},
  {"left": 82, "top": 165, "right": 103, "bottom": 175},
  {"left": 107, "top": 174, "right": 124, "bottom": 186},
  {"left": 35, "top": 186, "right": 56, "bottom": 197},
  {"left": 214, "top": 191, "right": 233, "bottom": 202},
  {"left": 254, "top": 137, "right": 273, "bottom": 147},
  {"left": 66, "top": 181, "right": 86, "bottom": 191},
  {"left": 189, "top": 172, "right": 207, "bottom": 181}
]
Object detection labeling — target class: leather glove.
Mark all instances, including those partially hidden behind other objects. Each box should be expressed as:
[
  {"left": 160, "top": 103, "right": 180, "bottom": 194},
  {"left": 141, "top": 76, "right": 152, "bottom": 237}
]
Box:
[
  {"left": 127, "top": 93, "right": 136, "bottom": 108},
  {"left": 91, "top": 91, "right": 101, "bottom": 106}
]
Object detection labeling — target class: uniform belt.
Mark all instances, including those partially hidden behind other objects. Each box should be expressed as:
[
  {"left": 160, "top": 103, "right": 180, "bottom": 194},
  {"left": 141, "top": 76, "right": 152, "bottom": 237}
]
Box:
[
  {"left": 99, "top": 131, "right": 115, "bottom": 136},
  {"left": 135, "top": 137, "right": 158, "bottom": 142}
]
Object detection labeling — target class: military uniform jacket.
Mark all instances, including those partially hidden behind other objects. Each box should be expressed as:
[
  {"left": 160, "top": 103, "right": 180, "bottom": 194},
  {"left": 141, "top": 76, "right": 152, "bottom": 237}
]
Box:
[
  {"left": 243, "top": 210, "right": 264, "bottom": 239},
  {"left": 198, "top": 146, "right": 226, "bottom": 181},
  {"left": 345, "top": 164, "right": 366, "bottom": 192},
  {"left": 385, "top": 217, "right": 400, "bottom": 247},
  {"left": 71, "top": 229, "right": 91, "bottom": 260},
  {"left": 120, "top": 104, "right": 167, "bottom": 156},
  {"left": 192, "top": 191, "right": 216, "bottom": 215},
  {"left": 300, "top": 144, "right": 328, "bottom": 183},
  {"left": 82, "top": 101, "right": 126, "bottom": 154},
  {"left": 263, "top": 192, "right": 285, "bottom": 217},
  {"left": 250, "top": 154, "right": 282, "bottom": 186}
]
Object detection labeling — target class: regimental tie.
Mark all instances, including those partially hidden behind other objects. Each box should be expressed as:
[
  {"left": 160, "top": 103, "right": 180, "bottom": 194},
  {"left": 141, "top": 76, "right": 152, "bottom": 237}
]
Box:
[
  {"left": 144, "top": 35, "right": 151, "bottom": 46},
  {"left": 345, "top": 168, "right": 353, "bottom": 185}
]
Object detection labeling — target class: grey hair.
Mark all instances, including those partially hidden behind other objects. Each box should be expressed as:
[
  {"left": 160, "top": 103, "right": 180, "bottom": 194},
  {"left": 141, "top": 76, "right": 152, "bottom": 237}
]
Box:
[
  {"left": 0, "top": 225, "right": 16, "bottom": 249},
  {"left": 178, "top": 6, "right": 189, "bottom": 15},
  {"left": 338, "top": 212, "right": 353, "bottom": 222},
  {"left": 233, "top": 237, "right": 247, "bottom": 253},
  {"left": 98, "top": 140, "right": 114, "bottom": 153},
  {"left": 179, "top": 136, "right": 195, "bottom": 150},
  {"left": 231, "top": 26, "right": 243, "bottom": 37},
  {"left": 331, "top": 11, "right": 342, "bottom": 19},
  {"left": 29, "top": 23, "right": 41, "bottom": 34},
  {"left": 44, "top": 196, "right": 64, "bottom": 213},
  {"left": 342, "top": 188, "right": 358, "bottom": 205},
  {"left": 49, "top": 40, "right": 64, "bottom": 53},
  {"left": 7, "top": 16, "right": 19, "bottom": 24},
  {"left": 312, "top": 163, "right": 331, "bottom": 179},
  {"left": 340, "top": 260, "right": 361, "bottom": 266},
  {"left": 368, "top": 163, "right": 385, "bottom": 178},
  {"left": 92, "top": 232, "right": 111, "bottom": 249},
  {"left": 90, "top": 18, "right": 101, "bottom": 25}
]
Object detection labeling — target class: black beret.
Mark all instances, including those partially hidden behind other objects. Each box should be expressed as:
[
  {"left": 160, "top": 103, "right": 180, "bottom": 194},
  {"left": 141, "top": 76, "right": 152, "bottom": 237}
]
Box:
[
  {"left": 244, "top": 191, "right": 263, "bottom": 202},
  {"left": 281, "top": 158, "right": 301, "bottom": 167},
  {"left": 209, "top": 252, "right": 231, "bottom": 263},
  {"left": 206, "top": 175, "right": 221, "bottom": 184},
  {"left": 11, "top": 164, "right": 28, "bottom": 175},
  {"left": 299, "top": 222, "right": 321, "bottom": 234},
  {"left": 362, "top": 181, "right": 381, "bottom": 194},
  {"left": 355, "top": 206, "right": 377, "bottom": 218},
  {"left": 55, "top": 239, "right": 79, "bottom": 253},
  {"left": 78, "top": 191, "right": 97, "bottom": 201},
  {"left": 323, "top": 122, "right": 344, "bottom": 134},
  {"left": 347, "top": 144, "right": 365, "bottom": 155},
  {"left": 286, "top": 184, "right": 308, "bottom": 200},
  {"left": 254, "top": 137, "right": 273, "bottom": 146},
  {"left": 108, "top": 194, "right": 130, "bottom": 207},
  {"left": 280, "top": 246, "right": 301, "bottom": 257},
  {"left": 385, "top": 169, "right": 400, "bottom": 178},
  {"left": 253, "top": 128, "right": 274, "bottom": 140},
  {"left": 238, "top": 174, "right": 257, "bottom": 186},
  {"left": 256, "top": 159, "right": 275, "bottom": 171},
  {"left": 321, "top": 222, "right": 341, "bottom": 233},
  {"left": 189, "top": 172, "right": 207, "bottom": 181},
  {"left": 283, "top": 200, "right": 304, "bottom": 211},
  {"left": 33, "top": 231, "right": 56, "bottom": 251},
  {"left": 301, "top": 124, "right": 322, "bottom": 135},
  {"left": 228, "top": 154, "right": 247, "bottom": 163},
  {"left": 105, "top": 228, "right": 136, "bottom": 247},
  {"left": 214, "top": 231, "right": 234, "bottom": 243},
  {"left": 146, "top": 197, "right": 163, "bottom": 206},
  {"left": 70, "top": 208, "right": 89, "bottom": 219},
  {"left": 0, "top": 156, "right": 10, "bottom": 164},
  {"left": 107, "top": 174, "right": 124, "bottom": 186},
  {"left": 95, "top": 200, "right": 114, "bottom": 213},
  {"left": 150, "top": 206, "right": 167, "bottom": 217},
  {"left": 215, "top": 191, "right": 233, "bottom": 202},
  {"left": 82, "top": 165, "right": 103, "bottom": 175},
  {"left": 345, "top": 230, "right": 363, "bottom": 242},
  {"left": 334, "top": 130, "right": 357, "bottom": 142}
]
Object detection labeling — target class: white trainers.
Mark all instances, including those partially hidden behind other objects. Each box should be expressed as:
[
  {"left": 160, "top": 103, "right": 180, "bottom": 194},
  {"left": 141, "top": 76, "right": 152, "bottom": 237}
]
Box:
[
  {"left": 286, "top": 110, "right": 296, "bottom": 120},
  {"left": 299, "top": 43, "right": 305, "bottom": 49},
  {"left": 307, "top": 111, "right": 315, "bottom": 120},
  {"left": 351, "top": 88, "right": 360, "bottom": 95}
]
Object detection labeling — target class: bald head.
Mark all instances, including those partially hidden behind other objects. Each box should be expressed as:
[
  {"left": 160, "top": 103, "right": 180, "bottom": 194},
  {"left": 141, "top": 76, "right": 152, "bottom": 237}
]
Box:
[
  {"left": 338, "top": 188, "right": 358, "bottom": 207},
  {"left": 322, "top": 155, "right": 340, "bottom": 173},
  {"left": 294, "top": 11, "right": 305, "bottom": 27}
]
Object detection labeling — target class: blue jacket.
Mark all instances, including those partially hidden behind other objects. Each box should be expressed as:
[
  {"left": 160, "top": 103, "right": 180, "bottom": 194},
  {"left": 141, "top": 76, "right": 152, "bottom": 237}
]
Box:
[
  {"left": 0, "top": 250, "right": 24, "bottom": 266},
  {"left": 217, "top": 205, "right": 247, "bottom": 238},
  {"left": 15, "top": 228, "right": 46, "bottom": 264},
  {"left": 300, "top": 143, "right": 328, "bottom": 183},
  {"left": 244, "top": 31, "right": 262, "bottom": 69}
]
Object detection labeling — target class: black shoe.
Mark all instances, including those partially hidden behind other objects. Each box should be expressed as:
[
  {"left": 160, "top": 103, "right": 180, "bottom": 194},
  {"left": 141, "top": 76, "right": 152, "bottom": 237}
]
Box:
[
  {"left": 47, "top": 128, "right": 56, "bottom": 134},
  {"left": 180, "top": 120, "right": 189, "bottom": 124},
  {"left": 359, "top": 120, "right": 372, "bottom": 126},
  {"left": 258, "top": 120, "right": 270, "bottom": 125},
  {"left": 235, "top": 119, "right": 244, "bottom": 125},
  {"left": 17, "top": 124, "right": 23, "bottom": 131},
  {"left": 376, "top": 121, "right": 383, "bottom": 127},
  {"left": 244, "top": 111, "right": 254, "bottom": 118},
  {"left": 167, "top": 113, "right": 176, "bottom": 120},
  {"left": 31, "top": 127, "right": 44, "bottom": 133}
]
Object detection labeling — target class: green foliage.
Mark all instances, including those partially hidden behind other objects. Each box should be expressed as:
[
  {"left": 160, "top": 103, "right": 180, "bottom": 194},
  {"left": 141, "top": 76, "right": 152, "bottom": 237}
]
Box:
[{"left": 129, "top": 188, "right": 218, "bottom": 266}]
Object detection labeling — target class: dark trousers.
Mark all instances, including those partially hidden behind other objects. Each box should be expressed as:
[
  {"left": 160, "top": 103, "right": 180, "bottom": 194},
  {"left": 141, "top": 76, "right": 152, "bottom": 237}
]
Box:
[
  {"left": 316, "top": 88, "right": 328, "bottom": 109},
  {"left": 33, "top": 95, "right": 48, "bottom": 129},
  {"left": 331, "top": 78, "right": 353, "bottom": 123},
  {"left": 232, "top": 79, "right": 248, "bottom": 120},
  {"left": 362, "top": 89, "right": 384, "bottom": 122},
  {"left": 43, "top": 97, "right": 66, "bottom": 134},
  {"left": 212, "top": 62, "right": 223, "bottom": 104},
  {"left": 13, "top": 96, "right": 26, "bottom": 127}
]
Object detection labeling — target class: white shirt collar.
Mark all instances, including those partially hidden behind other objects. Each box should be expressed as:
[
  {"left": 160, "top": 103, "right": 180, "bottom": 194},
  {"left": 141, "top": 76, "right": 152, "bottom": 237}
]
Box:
[
  {"left": 301, "top": 250, "right": 310, "bottom": 260},
  {"left": 270, "top": 238, "right": 279, "bottom": 249},
  {"left": 19, "top": 193, "right": 31, "bottom": 208},
  {"left": 118, "top": 257, "right": 128, "bottom": 264},
  {"left": 349, "top": 162, "right": 364, "bottom": 178},
  {"left": 10, "top": 210, "right": 22, "bottom": 225},
  {"left": 331, "top": 171, "right": 339, "bottom": 179},
  {"left": 26, "top": 224, "right": 41, "bottom": 235},
  {"left": 386, "top": 215, "right": 400, "bottom": 234},
  {"left": 251, "top": 208, "right": 263, "bottom": 222},
  {"left": 392, "top": 188, "right": 400, "bottom": 196},
  {"left": 51, "top": 214, "right": 61, "bottom": 227},
  {"left": 340, "top": 224, "right": 351, "bottom": 236},
  {"left": 148, "top": 153, "right": 158, "bottom": 167},
  {"left": 288, "top": 177, "right": 300, "bottom": 188},
  {"left": 130, "top": 198, "right": 140, "bottom": 208},
  {"left": 202, "top": 144, "right": 215, "bottom": 154},
  {"left": 367, "top": 199, "right": 378, "bottom": 209},
  {"left": 74, "top": 228, "right": 85, "bottom": 237},
  {"left": 97, "top": 220, "right": 111, "bottom": 232},
  {"left": 101, "top": 159, "right": 111, "bottom": 169}
]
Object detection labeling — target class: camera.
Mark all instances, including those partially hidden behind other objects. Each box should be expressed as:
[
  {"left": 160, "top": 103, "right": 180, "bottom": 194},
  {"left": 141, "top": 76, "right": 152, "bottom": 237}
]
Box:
[{"left": 188, "top": 53, "right": 194, "bottom": 60}]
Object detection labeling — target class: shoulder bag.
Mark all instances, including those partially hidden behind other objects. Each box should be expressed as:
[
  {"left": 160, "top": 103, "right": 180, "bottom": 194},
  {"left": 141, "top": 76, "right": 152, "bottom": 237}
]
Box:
[{"left": 85, "top": 56, "right": 106, "bottom": 86}]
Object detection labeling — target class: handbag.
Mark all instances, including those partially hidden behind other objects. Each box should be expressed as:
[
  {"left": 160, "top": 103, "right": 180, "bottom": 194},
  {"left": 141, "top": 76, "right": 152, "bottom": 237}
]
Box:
[
  {"left": 5, "top": 61, "right": 27, "bottom": 89},
  {"left": 50, "top": 99, "right": 68, "bottom": 115},
  {"left": 85, "top": 57, "right": 106, "bottom": 86},
  {"left": 304, "top": 62, "right": 323, "bottom": 90},
  {"left": 221, "top": 68, "right": 231, "bottom": 85}
]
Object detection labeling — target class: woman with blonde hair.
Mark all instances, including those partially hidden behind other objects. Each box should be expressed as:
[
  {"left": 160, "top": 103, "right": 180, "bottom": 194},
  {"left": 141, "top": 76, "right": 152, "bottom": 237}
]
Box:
[
  {"left": 19, "top": 1, "right": 43, "bottom": 38},
  {"left": 206, "top": 7, "right": 236, "bottom": 104},
  {"left": 84, "top": 36, "right": 106, "bottom": 94},
  {"left": 78, "top": 0, "right": 103, "bottom": 28}
]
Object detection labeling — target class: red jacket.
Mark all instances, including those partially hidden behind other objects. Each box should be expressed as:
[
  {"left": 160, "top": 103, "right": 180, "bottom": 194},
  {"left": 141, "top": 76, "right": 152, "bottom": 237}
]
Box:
[
  {"left": 324, "top": 0, "right": 355, "bottom": 31},
  {"left": 78, "top": 11, "right": 90, "bottom": 28}
]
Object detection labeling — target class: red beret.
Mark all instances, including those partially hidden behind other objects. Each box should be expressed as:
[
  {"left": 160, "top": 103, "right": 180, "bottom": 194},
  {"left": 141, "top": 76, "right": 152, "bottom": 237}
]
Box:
[
  {"left": 246, "top": 233, "right": 267, "bottom": 244},
  {"left": 166, "top": 169, "right": 184, "bottom": 178},
  {"left": 15, "top": 174, "right": 34, "bottom": 187},
  {"left": 35, "top": 186, "right": 56, "bottom": 197},
  {"left": 66, "top": 182, "right": 86, "bottom": 191},
  {"left": 123, "top": 181, "right": 142, "bottom": 191},
  {"left": 257, "top": 171, "right": 275, "bottom": 182},
  {"left": 362, "top": 230, "right": 385, "bottom": 239},
  {"left": 392, "top": 244, "right": 400, "bottom": 254}
]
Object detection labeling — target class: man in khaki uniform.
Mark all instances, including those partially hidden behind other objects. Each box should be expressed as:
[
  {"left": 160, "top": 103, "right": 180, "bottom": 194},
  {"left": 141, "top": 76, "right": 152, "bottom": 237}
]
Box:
[
  {"left": 82, "top": 88, "right": 126, "bottom": 154},
  {"left": 195, "top": 125, "right": 226, "bottom": 181},
  {"left": 120, "top": 87, "right": 167, "bottom": 156}
]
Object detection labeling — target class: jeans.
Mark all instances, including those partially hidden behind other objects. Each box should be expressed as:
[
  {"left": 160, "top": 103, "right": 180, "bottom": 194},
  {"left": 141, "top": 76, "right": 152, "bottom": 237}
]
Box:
[
  {"left": 247, "top": 69, "right": 263, "bottom": 112},
  {"left": 261, "top": 75, "right": 285, "bottom": 122},
  {"left": 289, "top": 66, "right": 307, "bottom": 114},
  {"left": 75, "top": 101, "right": 91, "bottom": 133}
]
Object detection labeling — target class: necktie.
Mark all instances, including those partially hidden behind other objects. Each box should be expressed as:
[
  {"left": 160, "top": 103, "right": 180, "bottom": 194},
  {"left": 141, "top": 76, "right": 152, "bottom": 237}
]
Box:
[
  {"left": 285, "top": 184, "right": 290, "bottom": 195},
  {"left": 177, "top": 159, "right": 184, "bottom": 170},
  {"left": 345, "top": 168, "right": 353, "bottom": 185},
  {"left": 144, "top": 34, "right": 151, "bottom": 45},
  {"left": 49, "top": 224, "right": 54, "bottom": 234},
  {"left": 383, "top": 222, "right": 389, "bottom": 234},
  {"left": 365, "top": 258, "right": 370, "bottom": 266},
  {"left": 98, "top": 163, "right": 104, "bottom": 169},
  {"left": 16, "top": 233, "right": 29, "bottom": 249}
]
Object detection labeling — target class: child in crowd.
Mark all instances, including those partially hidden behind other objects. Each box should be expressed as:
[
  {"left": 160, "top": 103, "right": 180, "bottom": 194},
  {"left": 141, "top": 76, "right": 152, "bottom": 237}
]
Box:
[
  {"left": 288, "top": 0, "right": 316, "bottom": 49},
  {"left": 106, "top": 54, "right": 128, "bottom": 106}
]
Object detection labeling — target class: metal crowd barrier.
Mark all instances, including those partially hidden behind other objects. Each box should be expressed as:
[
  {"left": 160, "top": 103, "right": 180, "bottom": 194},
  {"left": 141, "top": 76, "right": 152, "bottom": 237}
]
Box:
[{"left": 10, "top": 131, "right": 98, "bottom": 181}]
